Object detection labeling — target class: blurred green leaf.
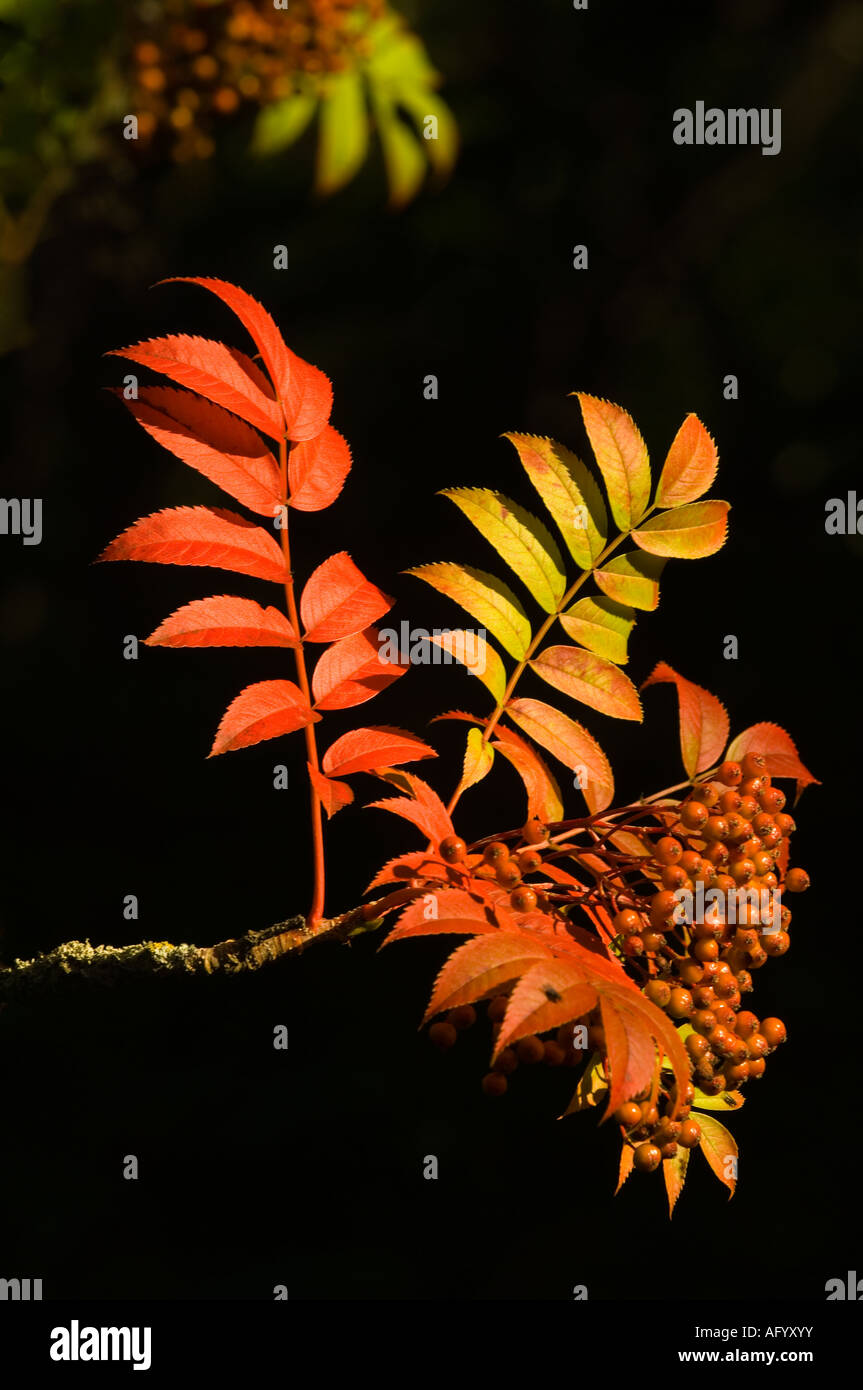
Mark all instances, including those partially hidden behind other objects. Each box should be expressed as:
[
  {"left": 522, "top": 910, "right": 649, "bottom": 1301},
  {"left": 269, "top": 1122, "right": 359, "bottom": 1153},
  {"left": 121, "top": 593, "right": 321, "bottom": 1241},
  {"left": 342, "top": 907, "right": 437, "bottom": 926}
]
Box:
[
  {"left": 252, "top": 92, "right": 317, "bottom": 158},
  {"left": 315, "top": 70, "right": 370, "bottom": 196}
]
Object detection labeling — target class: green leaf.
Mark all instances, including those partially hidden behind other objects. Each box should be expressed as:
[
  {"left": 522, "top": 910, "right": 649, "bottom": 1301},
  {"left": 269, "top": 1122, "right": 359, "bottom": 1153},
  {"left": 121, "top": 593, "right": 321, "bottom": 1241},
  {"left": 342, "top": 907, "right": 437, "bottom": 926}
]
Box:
[
  {"left": 406, "top": 562, "right": 531, "bottom": 660},
  {"left": 441, "top": 488, "right": 566, "bottom": 614},
  {"left": 529, "top": 646, "right": 643, "bottom": 721},
  {"left": 427, "top": 629, "right": 507, "bottom": 704},
  {"left": 632, "top": 501, "right": 730, "bottom": 559},
  {"left": 370, "top": 88, "right": 427, "bottom": 207},
  {"left": 252, "top": 93, "right": 317, "bottom": 157},
  {"left": 315, "top": 71, "right": 370, "bottom": 196},
  {"left": 594, "top": 551, "right": 666, "bottom": 611},
  {"left": 504, "top": 433, "right": 607, "bottom": 570},
  {"left": 558, "top": 596, "right": 635, "bottom": 665},
  {"left": 396, "top": 88, "right": 458, "bottom": 176}
]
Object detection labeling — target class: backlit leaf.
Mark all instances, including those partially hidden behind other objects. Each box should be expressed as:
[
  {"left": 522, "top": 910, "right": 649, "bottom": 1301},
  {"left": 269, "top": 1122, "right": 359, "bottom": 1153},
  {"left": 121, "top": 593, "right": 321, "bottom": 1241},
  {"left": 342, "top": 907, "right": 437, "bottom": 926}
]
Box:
[
  {"left": 594, "top": 551, "right": 666, "bottom": 611},
  {"left": 655, "top": 414, "right": 718, "bottom": 508},
  {"left": 696, "top": 1113, "right": 738, "bottom": 1198},
  {"left": 209, "top": 679, "right": 319, "bottom": 756},
  {"left": 108, "top": 334, "right": 282, "bottom": 438},
  {"left": 492, "top": 723, "right": 564, "bottom": 823},
  {"left": 97, "top": 507, "right": 287, "bottom": 584},
  {"left": 632, "top": 500, "right": 729, "bottom": 559},
  {"left": 311, "top": 626, "right": 406, "bottom": 710},
  {"left": 558, "top": 595, "right": 635, "bottom": 665},
  {"left": 642, "top": 662, "right": 729, "bottom": 779},
  {"left": 427, "top": 629, "right": 507, "bottom": 705},
  {"left": 323, "top": 726, "right": 436, "bottom": 778},
  {"left": 459, "top": 725, "right": 494, "bottom": 791},
  {"left": 371, "top": 87, "right": 426, "bottom": 208},
  {"left": 561, "top": 1053, "right": 607, "bottom": 1117},
  {"left": 316, "top": 70, "right": 369, "bottom": 195},
  {"left": 663, "top": 1146, "right": 690, "bottom": 1217},
  {"left": 406, "top": 562, "right": 531, "bottom": 660},
  {"left": 424, "top": 934, "right": 553, "bottom": 1022},
  {"left": 288, "top": 426, "right": 352, "bottom": 511},
  {"left": 308, "top": 765, "right": 354, "bottom": 818},
  {"left": 441, "top": 487, "right": 566, "bottom": 613},
  {"left": 504, "top": 433, "right": 607, "bottom": 570},
  {"left": 495, "top": 961, "right": 597, "bottom": 1055},
  {"left": 369, "top": 768, "right": 453, "bottom": 848},
  {"left": 726, "top": 723, "right": 819, "bottom": 793},
  {"left": 506, "top": 698, "right": 614, "bottom": 812},
  {"left": 146, "top": 596, "right": 297, "bottom": 649},
  {"left": 575, "top": 394, "right": 651, "bottom": 531},
  {"left": 251, "top": 91, "right": 317, "bottom": 156},
  {"left": 530, "top": 646, "right": 643, "bottom": 722},
  {"left": 301, "top": 552, "right": 393, "bottom": 642},
  {"left": 162, "top": 278, "right": 333, "bottom": 442},
  {"left": 615, "top": 1143, "right": 635, "bottom": 1194},
  {"left": 118, "top": 386, "right": 282, "bottom": 517},
  {"left": 601, "top": 994, "right": 657, "bottom": 1115},
  {"left": 691, "top": 1088, "right": 745, "bottom": 1111}
]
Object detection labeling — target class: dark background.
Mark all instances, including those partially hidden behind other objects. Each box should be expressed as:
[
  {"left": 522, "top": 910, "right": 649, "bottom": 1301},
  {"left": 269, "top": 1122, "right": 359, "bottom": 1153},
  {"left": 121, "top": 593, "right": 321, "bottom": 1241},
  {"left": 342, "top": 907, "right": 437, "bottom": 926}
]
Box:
[{"left": 1, "top": 0, "right": 861, "bottom": 1300}]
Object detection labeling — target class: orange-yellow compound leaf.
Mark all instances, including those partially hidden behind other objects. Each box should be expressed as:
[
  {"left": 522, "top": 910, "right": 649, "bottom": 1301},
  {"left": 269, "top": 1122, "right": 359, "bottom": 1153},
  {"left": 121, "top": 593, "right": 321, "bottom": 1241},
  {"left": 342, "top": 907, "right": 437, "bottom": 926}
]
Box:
[
  {"left": 323, "top": 726, "right": 437, "bottom": 778},
  {"left": 311, "top": 627, "right": 406, "bottom": 710},
  {"left": 209, "top": 679, "right": 319, "bottom": 755},
  {"left": 459, "top": 726, "right": 494, "bottom": 791},
  {"left": 506, "top": 698, "right": 614, "bottom": 812},
  {"left": 642, "top": 661, "right": 729, "bottom": 779},
  {"left": 366, "top": 851, "right": 448, "bottom": 893},
  {"left": 655, "top": 413, "right": 718, "bottom": 508},
  {"left": 425, "top": 932, "right": 554, "bottom": 1023},
  {"left": 119, "top": 386, "right": 282, "bottom": 517},
  {"left": 308, "top": 765, "right": 354, "bottom": 818},
  {"left": 726, "top": 722, "right": 819, "bottom": 794},
  {"left": 574, "top": 393, "right": 651, "bottom": 531},
  {"left": 97, "top": 507, "right": 287, "bottom": 584},
  {"left": 529, "top": 646, "right": 643, "bottom": 722},
  {"left": 663, "top": 1145, "right": 691, "bottom": 1217},
  {"left": 492, "top": 723, "right": 564, "bottom": 823},
  {"left": 108, "top": 334, "right": 283, "bottom": 438},
  {"left": 162, "top": 277, "right": 333, "bottom": 441},
  {"left": 593, "top": 551, "right": 666, "bottom": 611},
  {"left": 289, "top": 426, "right": 352, "bottom": 511},
  {"left": 696, "top": 1112, "right": 738, "bottom": 1199},
  {"left": 146, "top": 595, "right": 297, "bottom": 648},
  {"left": 300, "top": 552, "right": 393, "bottom": 642},
  {"left": 631, "top": 500, "right": 729, "bottom": 559}
]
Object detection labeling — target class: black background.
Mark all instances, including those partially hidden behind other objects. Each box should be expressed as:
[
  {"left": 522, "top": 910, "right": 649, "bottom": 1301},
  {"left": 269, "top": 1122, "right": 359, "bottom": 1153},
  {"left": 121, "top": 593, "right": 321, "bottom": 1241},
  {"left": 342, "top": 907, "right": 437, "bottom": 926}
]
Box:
[{"left": 1, "top": 0, "right": 861, "bottom": 1302}]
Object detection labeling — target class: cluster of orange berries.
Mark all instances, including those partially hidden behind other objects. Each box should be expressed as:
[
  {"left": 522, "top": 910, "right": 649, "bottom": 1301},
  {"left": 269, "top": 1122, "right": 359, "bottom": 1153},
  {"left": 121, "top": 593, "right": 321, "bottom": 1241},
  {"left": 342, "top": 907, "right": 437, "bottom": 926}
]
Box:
[{"left": 129, "top": 0, "right": 384, "bottom": 161}]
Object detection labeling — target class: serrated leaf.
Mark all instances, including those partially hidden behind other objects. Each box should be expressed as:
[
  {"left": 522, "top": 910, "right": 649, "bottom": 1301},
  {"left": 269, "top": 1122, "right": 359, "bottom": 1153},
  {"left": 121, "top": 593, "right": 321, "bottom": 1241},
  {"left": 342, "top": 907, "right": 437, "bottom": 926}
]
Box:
[
  {"left": 118, "top": 386, "right": 282, "bottom": 518},
  {"left": 209, "top": 679, "right": 319, "bottom": 756},
  {"left": 459, "top": 725, "right": 494, "bottom": 791},
  {"left": 288, "top": 426, "right": 352, "bottom": 512},
  {"left": 424, "top": 934, "right": 552, "bottom": 1022},
  {"left": 506, "top": 698, "right": 614, "bottom": 812},
  {"left": 601, "top": 994, "right": 657, "bottom": 1115},
  {"left": 161, "top": 278, "right": 333, "bottom": 442},
  {"left": 146, "top": 596, "right": 297, "bottom": 649},
  {"left": 316, "top": 70, "right": 370, "bottom": 195},
  {"left": 406, "top": 562, "right": 531, "bottom": 660},
  {"left": 504, "top": 433, "right": 607, "bottom": 570},
  {"left": 252, "top": 92, "right": 317, "bottom": 156},
  {"left": 615, "top": 1143, "right": 635, "bottom": 1194},
  {"left": 632, "top": 500, "right": 729, "bottom": 559},
  {"left": 726, "top": 723, "right": 819, "bottom": 794},
  {"left": 367, "top": 769, "right": 453, "bottom": 848},
  {"left": 594, "top": 551, "right": 666, "bottom": 611},
  {"left": 323, "top": 726, "right": 436, "bottom": 778},
  {"left": 427, "top": 629, "right": 507, "bottom": 705},
  {"left": 308, "top": 765, "right": 354, "bottom": 818},
  {"left": 696, "top": 1112, "right": 738, "bottom": 1198},
  {"left": 492, "top": 724, "right": 564, "bottom": 823},
  {"left": 691, "top": 1088, "right": 745, "bottom": 1111},
  {"left": 441, "top": 487, "right": 566, "bottom": 613},
  {"left": 558, "top": 596, "right": 635, "bottom": 665},
  {"left": 561, "top": 1052, "right": 607, "bottom": 1117},
  {"left": 108, "top": 334, "right": 283, "bottom": 438},
  {"left": 383, "top": 887, "right": 492, "bottom": 945},
  {"left": 495, "top": 961, "right": 597, "bottom": 1056},
  {"left": 656, "top": 414, "right": 718, "bottom": 508},
  {"left": 301, "top": 552, "right": 393, "bottom": 642},
  {"left": 96, "top": 506, "right": 287, "bottom": 584},
  {"left": 642, "top": 661, "right": 729, "bottom": 778},
  {"left": 311, "top": 626, "right": 406, "bottom": 710},
  {"left": 663, "top": 1145, "right": 690, "bottom": 1216},
  {"left": 575, "top": 394, "right": 651, "bottom": 531},
  {"left": 530, "top": 646, "right": 643, "bottom": 722}
]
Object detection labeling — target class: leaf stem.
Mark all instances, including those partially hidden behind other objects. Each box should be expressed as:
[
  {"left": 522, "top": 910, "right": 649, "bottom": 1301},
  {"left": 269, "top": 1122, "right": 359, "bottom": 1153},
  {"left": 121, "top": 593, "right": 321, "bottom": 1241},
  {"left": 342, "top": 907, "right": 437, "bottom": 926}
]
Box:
[{"left": 279, "top": 438, "right": 326, "bottom": 928}]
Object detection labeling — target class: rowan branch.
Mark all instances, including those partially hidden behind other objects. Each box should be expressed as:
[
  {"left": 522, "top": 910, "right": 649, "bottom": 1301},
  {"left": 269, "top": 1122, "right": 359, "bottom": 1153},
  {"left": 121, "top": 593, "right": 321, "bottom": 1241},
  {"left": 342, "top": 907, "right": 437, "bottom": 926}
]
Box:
[{"left": 0, "top": 902, "right": 379, "bottom": 1003}]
